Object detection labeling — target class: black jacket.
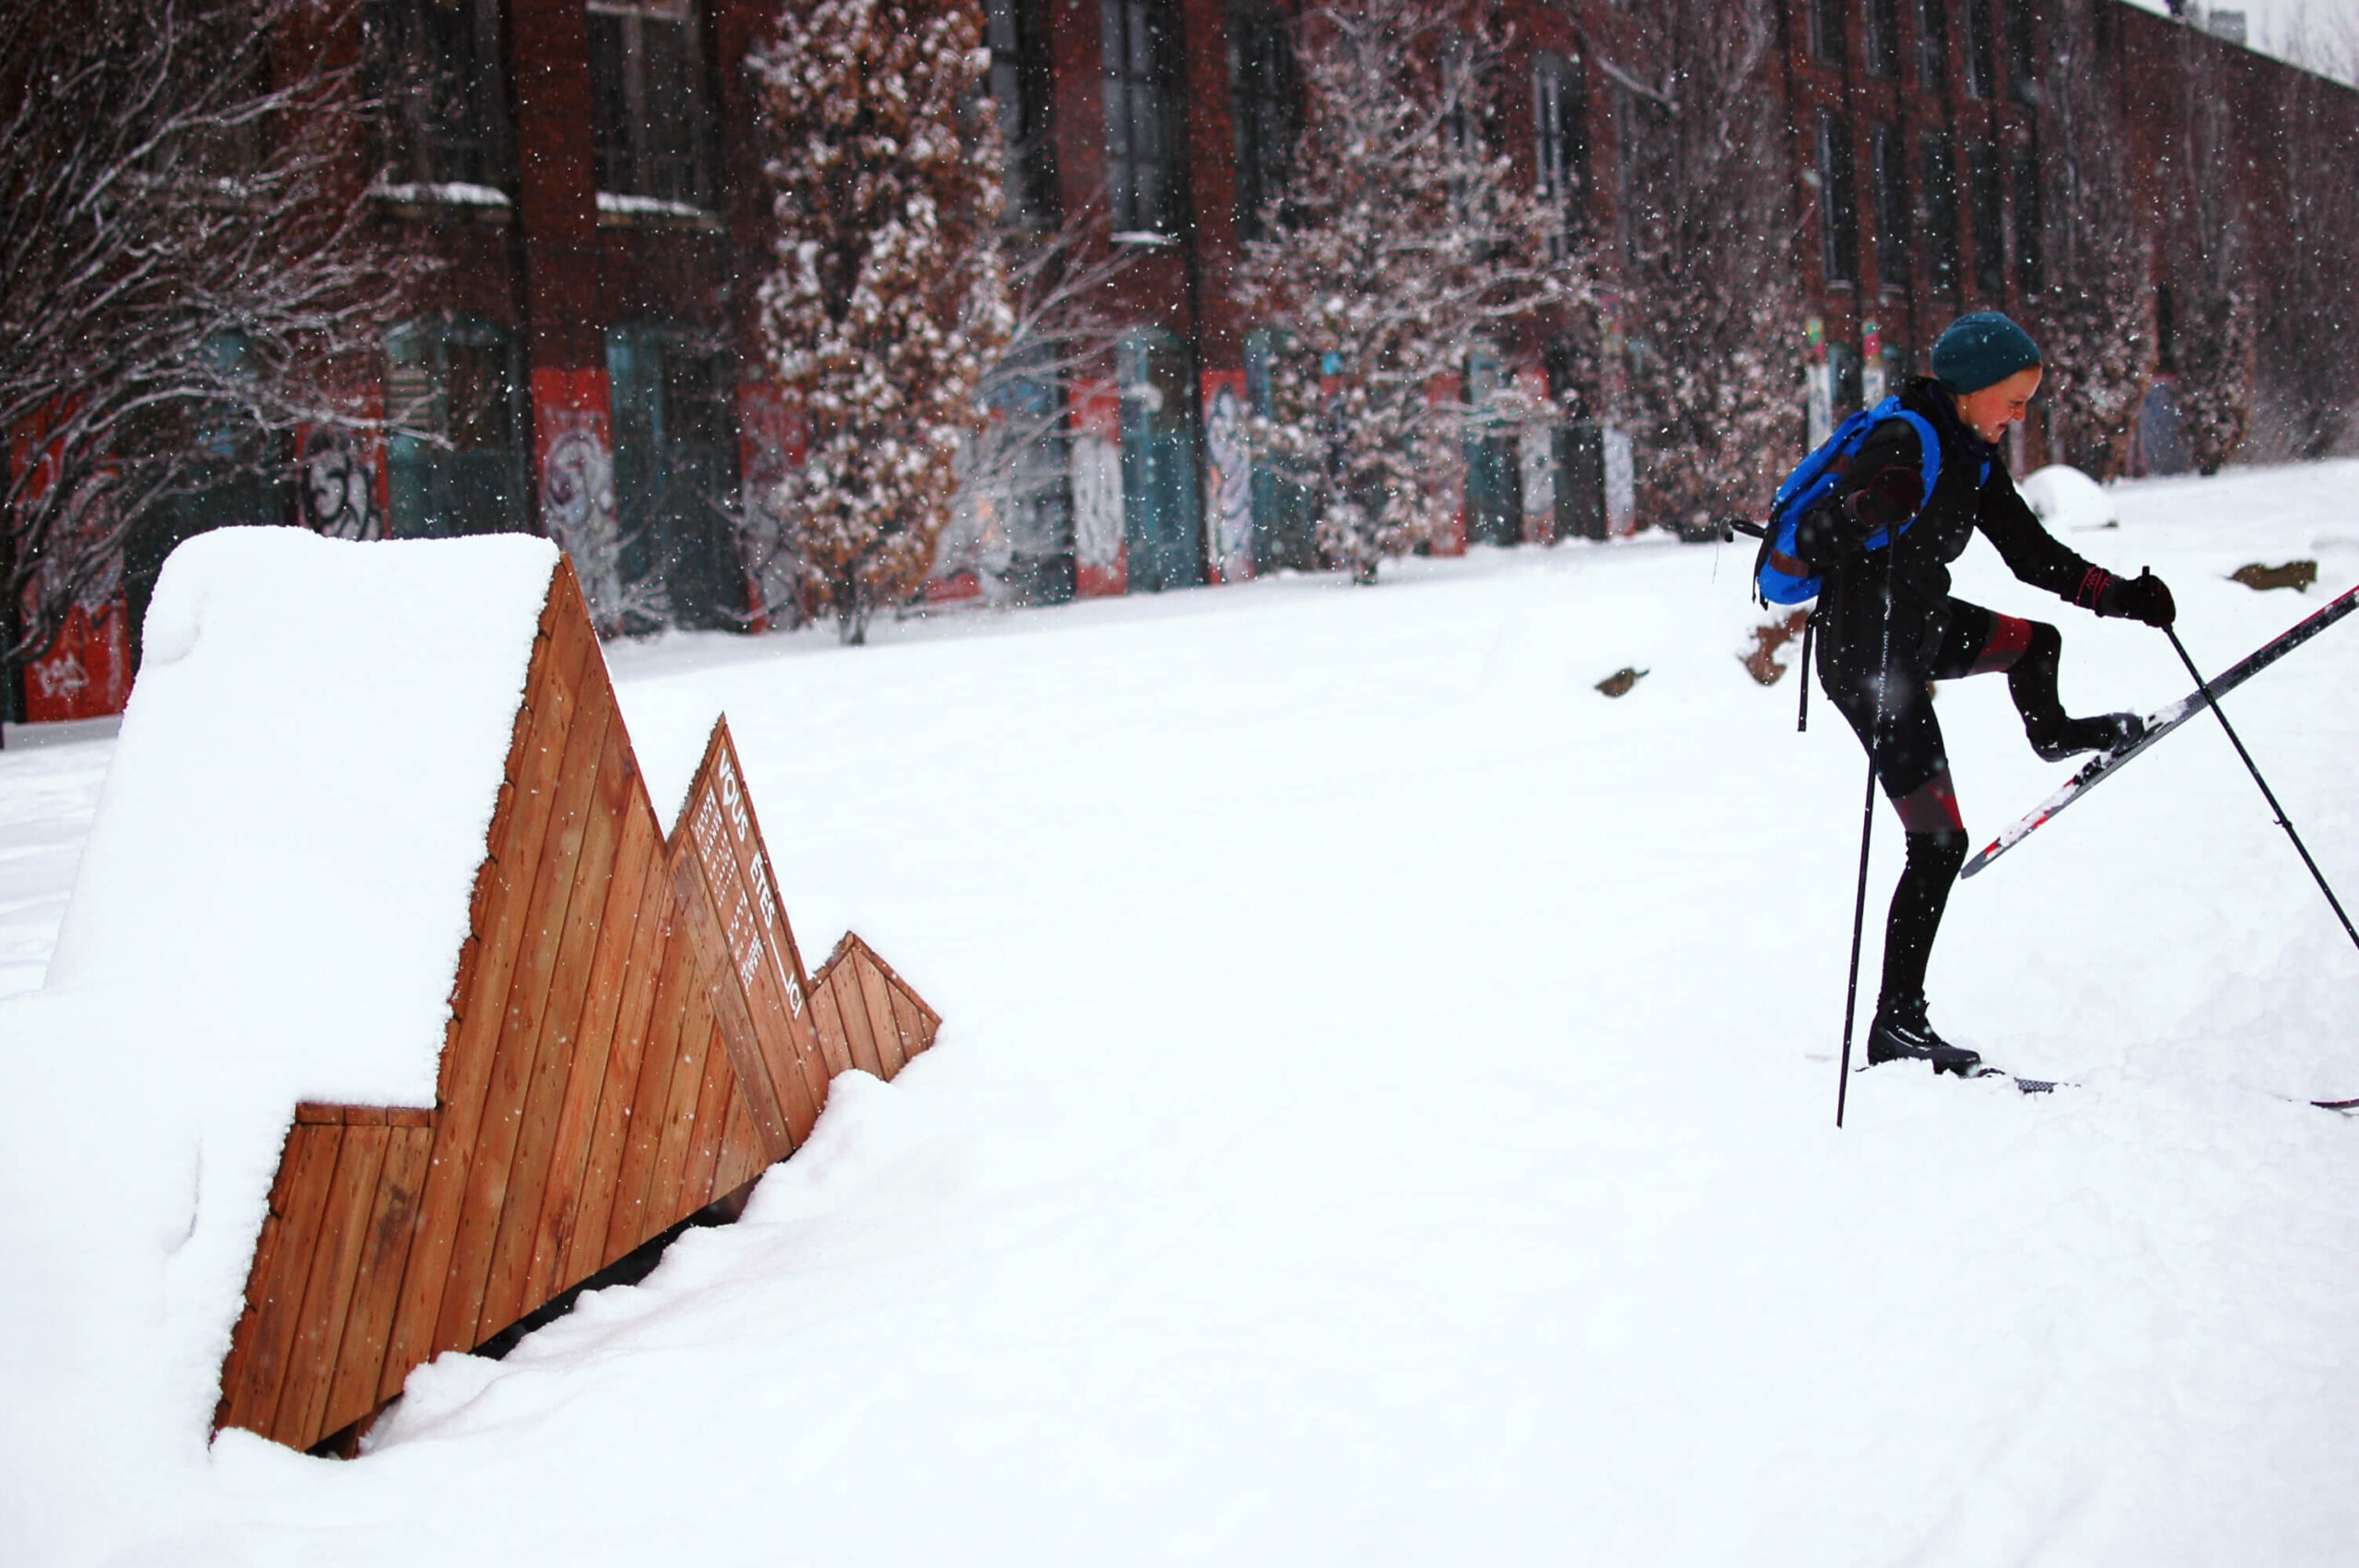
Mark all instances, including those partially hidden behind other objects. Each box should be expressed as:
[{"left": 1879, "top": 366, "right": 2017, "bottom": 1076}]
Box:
[{"left": 1797, "top": 377, "right": 2104, "bottom": 677}]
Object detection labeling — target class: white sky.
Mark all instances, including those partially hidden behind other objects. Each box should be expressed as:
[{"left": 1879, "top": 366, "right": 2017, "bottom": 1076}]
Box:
[{"left": 2122, "top": 0, "right": 2359, "bottom": 81}]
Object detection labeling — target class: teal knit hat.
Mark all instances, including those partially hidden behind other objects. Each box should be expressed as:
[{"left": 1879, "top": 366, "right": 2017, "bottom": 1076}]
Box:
[{"left": 1931, "top": 312, "right": 2042, "bottom": 394}]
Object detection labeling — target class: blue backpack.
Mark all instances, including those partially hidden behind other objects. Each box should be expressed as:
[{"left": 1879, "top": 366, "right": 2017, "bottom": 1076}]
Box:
[{"left": 1754, "top": 396, "right": 1942, "bottom": 606}]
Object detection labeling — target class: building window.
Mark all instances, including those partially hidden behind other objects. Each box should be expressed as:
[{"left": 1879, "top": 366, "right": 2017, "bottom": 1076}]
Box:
[
  {"left": 985, "top": 0, "right": 1058, "bottom": 228},
  {"left": 1920, "top": 132, "right": 1959, "bottom": 297},
  {"left": 1810, "top": 0, "right": 1848, "bottom": 67},
  {"left": 588, "top": 0, "right": 715, "bottom": 206},
  {"left": 1872, "top": 123, "right": 1908, "bottom": 292},
  {"left": 1227, "top": 3, "right": 1297, "bottom": 241},
  {"left": 2003, "top": 0, "right": 2036, "bottom": 100},
  {"left": 385, "top": 318, "right": 527, "bottom": 539},
  {"left": 1864, "top": 0, "right": 1902, "bottom": 76},
  {"left": 2012, "top": 142, "right": 2044, "bottom": 295},
  {"left": 363, "top": 0, "right": 513, "bottom": 191},
  {"left": 1917, "top": 0, "right": 1948, "bottom": 91},
  {"left": 1103, "top": 0, "right": 1182, "bottom": 236},
  {"left": 1532, "top": 52, "right": 1584, "bottom": 258},
  {"left": 1967, "top": 139, "right": 2005, "bottom": 296},
  {"left": 605, "top": 324, "right": 739, "bottom": 627},
  {"left": 1819, "top": 112, "right": 1859, "bottom": 287},
  {"left": 1963, "top": 0, "right": 1997, "bottom": 99}
]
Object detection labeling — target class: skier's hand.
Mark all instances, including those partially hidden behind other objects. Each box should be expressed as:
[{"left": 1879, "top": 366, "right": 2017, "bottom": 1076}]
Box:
[
  {"left": 2097, "top": 568, "right": 2176, "bottom": 627},
  {"left": 1842, "top": 466, "right": 1922, "bottom": 536}
]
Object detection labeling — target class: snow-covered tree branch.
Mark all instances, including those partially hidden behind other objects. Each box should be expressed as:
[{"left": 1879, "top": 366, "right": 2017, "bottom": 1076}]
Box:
[
  {"left": 1611, "top": 0, "right": 1803, "bottom": 537},
  {"left": 749, "top": 0, "right": 1014, "bottom": 643},
  {"left": 0, "top": 0, "right": 422, "bottom": 713},
  {"left": 1233, "top": 0, "right": 1598, "bottom": 583},
  {"left": 2033, "top": 0, "right": 2154, "bottom": 477}
]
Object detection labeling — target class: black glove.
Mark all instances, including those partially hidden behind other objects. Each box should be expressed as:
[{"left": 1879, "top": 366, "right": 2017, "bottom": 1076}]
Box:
[
  {"left": 2096, "top": 568, "right": 2176, "bottom": 628},
  {"left": 1842, "top": 466, "right": 1923, "bottom": 538}
]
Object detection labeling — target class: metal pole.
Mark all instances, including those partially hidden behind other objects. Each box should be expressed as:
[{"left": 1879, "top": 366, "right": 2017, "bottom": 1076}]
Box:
[
  {"left": 2165, "top": 623, "right": 2359, "bottom": 954},
  {"left": 1838, "top": 541, "right": 1901, "bottom": 1127}
]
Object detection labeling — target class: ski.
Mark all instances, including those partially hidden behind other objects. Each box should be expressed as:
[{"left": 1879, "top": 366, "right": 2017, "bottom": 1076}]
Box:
[{"left": 1961, "top": 581, "right": 2359, "bottom": 879}]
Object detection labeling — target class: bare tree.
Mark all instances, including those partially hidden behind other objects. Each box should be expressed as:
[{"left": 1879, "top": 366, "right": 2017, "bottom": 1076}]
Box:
[
  {"left": 1233, "top": 0, "right": 1597, "bottom": 583},
  {"left": 1610, "top": 0, "right": 1803, "bottom": 537},
  {"left": 2033, "top": 0, "right": 2154, "bottom": 477},
  {"left": 952, "top": 207, "right": 1142, "bottom": 566},
  {"left": 2248, "top": 18, "right": 2359, "bottom": 461},
  {"left": 0, "top": 0, "right": 418, "bottom": 724},
  {"left": 2157, "top": 28, "right": 2256, "bottom": 474}
]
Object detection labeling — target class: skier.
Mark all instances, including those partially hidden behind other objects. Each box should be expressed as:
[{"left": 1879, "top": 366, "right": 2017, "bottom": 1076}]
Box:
[{"left": 1794, "top": 312, "right": 2176, "bottom": 1074}]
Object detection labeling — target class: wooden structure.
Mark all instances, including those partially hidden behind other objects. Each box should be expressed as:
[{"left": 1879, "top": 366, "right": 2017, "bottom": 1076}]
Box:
[{"left": 213, "top": 561, "right": 940, "bottom": 1453}]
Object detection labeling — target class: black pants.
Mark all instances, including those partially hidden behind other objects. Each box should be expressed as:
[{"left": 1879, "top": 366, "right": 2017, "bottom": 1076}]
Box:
[{"left": 1817, "top": 599, "right": 2069, "bottom": 1014}]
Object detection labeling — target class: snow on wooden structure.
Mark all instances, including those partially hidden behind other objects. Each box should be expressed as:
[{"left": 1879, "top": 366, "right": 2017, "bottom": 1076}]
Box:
[{"left": 212, "top": 556, "right": 939, "bottom": 1454}]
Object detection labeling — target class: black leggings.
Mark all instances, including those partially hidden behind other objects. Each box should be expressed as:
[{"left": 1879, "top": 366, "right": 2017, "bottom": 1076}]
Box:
[{"left": 1818, "top": 600, "right": 2067, "bottom": 1012}]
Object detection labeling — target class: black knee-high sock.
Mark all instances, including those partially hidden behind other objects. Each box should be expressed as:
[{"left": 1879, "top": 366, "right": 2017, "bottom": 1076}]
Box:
[
  {"left": 2007, "top": 623, "right": 2067, "bottom": 741},
  {"left": 1879, "top": 828, "right": 1968, "bottom": 1014}
]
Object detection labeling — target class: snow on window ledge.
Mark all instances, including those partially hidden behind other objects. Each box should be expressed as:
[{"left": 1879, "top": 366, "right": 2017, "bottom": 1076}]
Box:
[
  {"left": 595, "top": 192, "right": 725, "bottom": 230},
  {"left": 369, "top": 181, "right": 515, "bottom": 223},
  {"left": 1109, "top": 229, "right": 1180, "bottom": 248}
]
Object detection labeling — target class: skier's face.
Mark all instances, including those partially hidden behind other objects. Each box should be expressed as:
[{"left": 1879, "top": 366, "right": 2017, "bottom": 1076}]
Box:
[{"left": 1953, "top": 367, "right": 2043, "bottom": 444}]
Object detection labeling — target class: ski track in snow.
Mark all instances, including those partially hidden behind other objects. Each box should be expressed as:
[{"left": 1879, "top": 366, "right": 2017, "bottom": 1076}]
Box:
[{"left": 4, "top": 462, "right": 2357, "bottom": 1565}]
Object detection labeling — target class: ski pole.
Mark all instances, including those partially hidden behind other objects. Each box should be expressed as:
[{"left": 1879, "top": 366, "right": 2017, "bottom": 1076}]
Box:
[
  {"left": 1836, "top": 752, "right": 1877, "bottom": 1129},
  {"left": 2163, "top": 617, "right": 2359, "bottom": 954},
  {"left": 1837, "top": 543, "right": 1901, "bottom": 1128}
]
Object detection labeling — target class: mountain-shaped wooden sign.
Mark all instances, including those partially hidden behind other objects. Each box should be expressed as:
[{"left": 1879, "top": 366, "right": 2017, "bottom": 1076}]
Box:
[{"left": 213, "top": 559, "right": 939, "bottom": 1454}]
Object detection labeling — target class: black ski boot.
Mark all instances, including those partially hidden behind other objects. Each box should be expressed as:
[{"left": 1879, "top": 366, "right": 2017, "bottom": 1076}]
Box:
[
  {"left": 2030, "top": 711, "right": 2145, "bottom": 764},
  {"left": 1867, "top": 996, "right": 1983, "bottom": 1077}
]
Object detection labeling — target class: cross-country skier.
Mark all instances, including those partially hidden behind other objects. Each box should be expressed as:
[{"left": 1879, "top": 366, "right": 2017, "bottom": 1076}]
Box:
[{"left": 1795, "top": 312, "right": 2176, "bottom": 1075}]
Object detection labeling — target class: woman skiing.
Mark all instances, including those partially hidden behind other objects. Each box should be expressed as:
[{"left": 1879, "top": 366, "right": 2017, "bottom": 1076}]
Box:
[{"left": 1792, "top": 312, "right": 2175, "bottom": 1075}]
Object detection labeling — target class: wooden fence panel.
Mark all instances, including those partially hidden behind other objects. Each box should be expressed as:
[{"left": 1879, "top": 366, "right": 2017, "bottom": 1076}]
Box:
[
  {"left": 324, "top": 1123, "right": 433, "bottom": 1436},
  {"left": 522, "top": 799, "right": 659, "bottom": 1306},
  {"left": 214, "top": 560, "right": 942, "bottom": 1455},
  {"left": 271, "top": 1124, "right": 388, "bottom": 1446}
]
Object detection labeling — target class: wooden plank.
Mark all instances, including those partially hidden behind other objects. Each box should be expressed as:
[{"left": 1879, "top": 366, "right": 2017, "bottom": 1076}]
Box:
[
  {"left": 435, "top": 608, "right": 609, "bottom": 1354},
  {"left": 678, "top": 1017, "right": 736, "bottom": 1213},
  {"left": 829, "top": 960, "right": 886, "bottom": 1079},
  {"left": 387, "top": 1107, "right": 434, "bottom": 1129},
  {"left": 562, "top": 826, "right": 673, "bottom": 1283},
  {"left": 640, "top": 968, "right": 716, "bottom": 1237},
  {"left": 853, "top": 936, "right": 943, "bottom": 1035},
  {"left": 521, "top": 792, "right": 658, "bottom": 1307},
  {"left": 476, "top": 677, "right": 629, "bottom": 1336},
  {"left": 670, "top": 849, "right": 794, "bottom": 1160},
  {"left": 214, "top": 1129, "right": 302, "bottom": 1433},
  {"left": 807, "top": 963, "right": 854, "bottom": 1081},
  {"left": 601, "top": 905, "right": 696, "bottom": 1267},
  {"left": 887, "top": 980, "right": 933, "bottom": 1065},
  {"left": 327, "top": 1123, "right": 432, "bottom": 1433},
  {"left": 271, "top": 1124, "right": 388, "bottom": 1449},
  {"left": 217, "top": 1123, "right": 343, "bottom": 1437},
  {"left": 855, "top": 948, "right": 909, "bottom": 1080},
  {"left": 381, "top": 579, "right": 585, "bottom": 1386},
  {"left": 710, "top": 1077, "right": 761, "bottom": 1199}
]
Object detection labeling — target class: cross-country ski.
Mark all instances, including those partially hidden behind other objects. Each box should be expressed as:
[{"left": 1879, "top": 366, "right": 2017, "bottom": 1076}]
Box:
[{"left": 1962, "top": 580, "right": 2359, "bottom": 878}]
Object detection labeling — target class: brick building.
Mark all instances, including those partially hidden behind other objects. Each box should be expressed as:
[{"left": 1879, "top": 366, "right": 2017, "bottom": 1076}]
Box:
[{"left": 18, "top": 0, "right": 2359, "bottom": 721}]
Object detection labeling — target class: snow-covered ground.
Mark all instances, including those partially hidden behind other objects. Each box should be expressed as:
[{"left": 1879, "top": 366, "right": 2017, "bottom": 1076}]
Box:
[{"left": 4, "top": 462, "right": 2357, "bottom": 1565}]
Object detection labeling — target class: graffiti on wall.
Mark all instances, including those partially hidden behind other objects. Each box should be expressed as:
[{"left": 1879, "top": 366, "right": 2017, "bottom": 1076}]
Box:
[
  {"left": 533, "top": 369, "right": 624, "bottom": 631},
  {"left": 1070, "top": 379, "right": 1125, "bottom": 598},
  {"left": 10, "top": 401, "right": 132, "bottom": 722},
  {"left": 1202, "top": 373, "right": 1253, "bottom": 585},
  {"left": 298, "top": 427, "right": 385, "bottom": 541}
]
